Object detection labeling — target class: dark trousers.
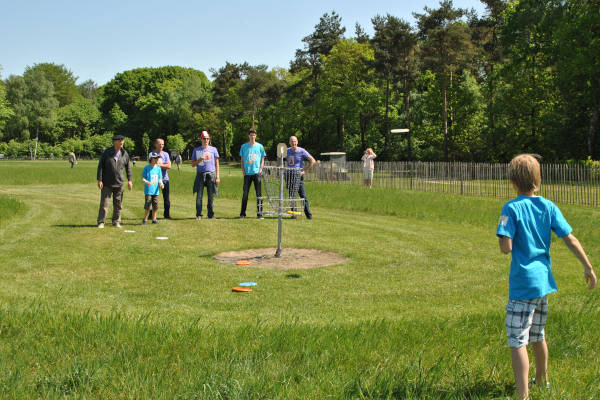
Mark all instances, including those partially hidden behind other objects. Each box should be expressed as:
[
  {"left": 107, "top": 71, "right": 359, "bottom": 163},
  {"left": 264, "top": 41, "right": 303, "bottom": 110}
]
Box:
[
  {"left": 195, "top": 173, "right": 215, "bottom": 218},
  {"left": 287, "top": 173, "right": 311, "bottom": 218},
  {"left": 240, "top": 174, "right": 263, "bottom": 217},
  {"left": 162, "top": 180, "right": 170, "bottom": 218},
  {"left": 97, "top": 186, "right": 124, "bottom": 224}
]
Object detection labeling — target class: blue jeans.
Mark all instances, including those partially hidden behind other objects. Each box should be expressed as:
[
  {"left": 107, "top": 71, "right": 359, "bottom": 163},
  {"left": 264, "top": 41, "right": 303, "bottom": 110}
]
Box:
[
  {"left": 286, "top": 171, "right": 311, "bottom": 218},
  {"left": 195, "top": 173, "right": 215, "bottom": 218}
]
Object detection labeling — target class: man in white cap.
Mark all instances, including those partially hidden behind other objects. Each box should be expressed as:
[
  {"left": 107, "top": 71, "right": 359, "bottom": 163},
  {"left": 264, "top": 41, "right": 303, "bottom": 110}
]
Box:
[{"left": 191, "top": 131, "right": 220, "bottom": 219}]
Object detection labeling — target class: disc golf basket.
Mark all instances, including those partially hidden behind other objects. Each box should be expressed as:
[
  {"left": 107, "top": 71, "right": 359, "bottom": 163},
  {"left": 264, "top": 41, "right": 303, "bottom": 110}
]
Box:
[{"left": 259, "top": 143, "right": 305, "bottom": 257}]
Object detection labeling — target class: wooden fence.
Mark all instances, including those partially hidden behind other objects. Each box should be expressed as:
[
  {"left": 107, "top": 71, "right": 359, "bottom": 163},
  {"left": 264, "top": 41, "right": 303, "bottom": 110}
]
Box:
[{"left": 297, "top": 161, "right": 600, "bottom": 207}]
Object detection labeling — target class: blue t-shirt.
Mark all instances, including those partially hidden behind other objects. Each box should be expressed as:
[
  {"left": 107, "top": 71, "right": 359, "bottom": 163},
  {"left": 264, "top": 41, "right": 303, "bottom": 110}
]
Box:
[
  {"left": 286, "top": 147, "right": 312, "bottom": 169},
  {"left": 192, "top": 146, "right": 219, "bottom": 173},
  {"left": 496, "top": 195, "right": 572, "bottom": 300},
  {"left": 142, "top": 165, "right": 163, "bottom": 195},
  {"left": 240, "top": 142, "right": 266, "bottom": 175}
]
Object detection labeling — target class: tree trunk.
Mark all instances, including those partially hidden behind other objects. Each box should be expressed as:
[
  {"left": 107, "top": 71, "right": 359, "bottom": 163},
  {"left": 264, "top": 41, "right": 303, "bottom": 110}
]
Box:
[
  {"left": 339, "top": 114, "right": 345, "bottom": 152},
  {"left": 442, "top": 76, "right": 449, "bottom": 162},
  {"left": 589, "top": 101, "right": 598, "bottom": 159},
  {"left": 383, "top": 74, "right": 390, "bottom": 159},
  {"left": 404, "top": 62, "right": 412, "bottom": 161},
  {"left": 34, "top": 127, "right": 39, "bottom": 161}
]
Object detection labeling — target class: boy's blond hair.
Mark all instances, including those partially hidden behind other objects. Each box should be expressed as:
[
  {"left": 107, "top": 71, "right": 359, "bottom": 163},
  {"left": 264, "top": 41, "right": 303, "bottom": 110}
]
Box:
[{"left": 509, "top": 154, "right": 541, "bottom": 193}]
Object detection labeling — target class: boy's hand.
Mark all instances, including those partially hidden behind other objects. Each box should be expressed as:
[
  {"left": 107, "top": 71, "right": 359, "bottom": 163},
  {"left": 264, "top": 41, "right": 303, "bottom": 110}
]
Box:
[
  {"left": 160, "top": 184, "right": 164, "bottom": 189},
  {"left": 145, "top": 181, "right": 152, "bottom": 187},
  {"left": 585, "top": 267, "right": 597, "bottom": 290}
]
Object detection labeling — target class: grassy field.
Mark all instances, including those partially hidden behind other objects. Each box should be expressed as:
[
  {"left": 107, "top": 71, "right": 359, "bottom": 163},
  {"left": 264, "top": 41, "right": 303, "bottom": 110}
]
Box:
[{"left": 0, "top": 160, "right": 598, "bottom": 399}]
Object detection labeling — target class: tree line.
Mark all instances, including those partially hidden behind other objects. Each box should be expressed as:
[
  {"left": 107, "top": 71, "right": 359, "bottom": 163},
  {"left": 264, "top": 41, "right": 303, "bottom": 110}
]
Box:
[{"left": 0, "top": 0, "right": 598, "bottom": 163}]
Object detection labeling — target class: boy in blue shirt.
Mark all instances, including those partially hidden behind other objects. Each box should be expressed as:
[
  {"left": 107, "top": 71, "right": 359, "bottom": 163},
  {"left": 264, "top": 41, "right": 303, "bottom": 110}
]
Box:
[
  {"left": 496, "top": 154, "right": 596, "bottom": 399},
  {"left": 142, "top": 152, "right": 164, "bottom": 225},
  {"left": 239, "top": 128, "right": 266, "bottom": 219}
]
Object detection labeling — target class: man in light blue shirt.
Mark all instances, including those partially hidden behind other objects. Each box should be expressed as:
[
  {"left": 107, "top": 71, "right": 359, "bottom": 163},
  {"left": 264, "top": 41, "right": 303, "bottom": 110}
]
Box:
[{"left": 239, "top": 128, "right": 266, "bottom": 219}]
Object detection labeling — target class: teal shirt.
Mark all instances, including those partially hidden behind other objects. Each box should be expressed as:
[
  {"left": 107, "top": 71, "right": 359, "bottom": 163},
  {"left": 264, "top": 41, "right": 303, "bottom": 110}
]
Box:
[
  {"left": 240, "top": 142, "right": 266, "bottom": 175},
  {"left": 496, "top": 195, "right": 572, "bottom": 300},
  {"left": 142, "top": 165, "right": 163, "bottom": 195}
]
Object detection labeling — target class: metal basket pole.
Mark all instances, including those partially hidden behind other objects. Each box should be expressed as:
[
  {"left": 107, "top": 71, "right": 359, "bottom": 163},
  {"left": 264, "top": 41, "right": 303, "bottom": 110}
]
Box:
[{"left": 275, "top": 156, "right": 284, "bottom": 257}]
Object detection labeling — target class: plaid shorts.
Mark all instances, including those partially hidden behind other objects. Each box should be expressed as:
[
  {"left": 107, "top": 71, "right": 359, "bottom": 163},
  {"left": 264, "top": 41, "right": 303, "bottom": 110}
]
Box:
[
  {"left": 505, "top": 296, "right": 548, "bottom": 348},
  {"left": 144, "top": 195, "right": 159, "bottom": 211}
]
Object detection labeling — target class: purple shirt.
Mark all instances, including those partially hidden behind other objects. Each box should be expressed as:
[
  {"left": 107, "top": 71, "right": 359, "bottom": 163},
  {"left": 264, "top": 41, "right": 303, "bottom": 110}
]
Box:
[
  {"left": 286, "top": 147, "right": 311, "bottom": 169},
  {"left": 148, "top": 150, "right": 170, "bottom": 181},
  {"left": 192, "top": 145, "right": 219, "bottom": 173}
]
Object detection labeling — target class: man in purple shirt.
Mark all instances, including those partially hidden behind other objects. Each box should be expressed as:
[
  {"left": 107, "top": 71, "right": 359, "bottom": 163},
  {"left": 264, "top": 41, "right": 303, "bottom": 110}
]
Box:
[
  {"left": 283, "top": 135, "right": 315, "bottom": 219},
  {"left": 148, "top": 138, "right": 172, "bottom": 219},
  {"left": 191, "top": 131, "right": 220, "bottom": 219}
]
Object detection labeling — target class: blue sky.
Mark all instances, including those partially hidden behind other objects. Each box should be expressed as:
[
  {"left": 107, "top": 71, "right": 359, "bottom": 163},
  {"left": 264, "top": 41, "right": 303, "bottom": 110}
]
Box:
[{"left": 1, "top": 0, "right": 486, "bottom": 85}]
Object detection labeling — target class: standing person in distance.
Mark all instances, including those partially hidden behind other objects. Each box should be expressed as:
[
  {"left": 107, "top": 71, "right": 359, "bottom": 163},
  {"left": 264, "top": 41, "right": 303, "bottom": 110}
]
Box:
[
  {"left": 96, "top": 134, "right": 133, "bottom": 228},
  {"left": 149, "top": 138, "right": 172, "bottom": 219},
  {"left": 191, "top": 131, "right": 220, "bottom": 220},
  {"left": 283, "top": 135, "right": 315, "bottom": 219},
  {"left": 175, "top": 151, "right": 182, "bottom": 171},
  {"left": 496, "top": 154, "right": 596, "bottom": 400},
  {"left": 68, "top": 150, "right": 77, "bottom": 168},
  {"left": 361, "top": 148, "right": 377, "bottom": 188},
  {"left": 141, "top": 152, "right": 164, "bottom": 225},
  {"left": 239, "top": 128, "right": 266, "bottom": 219}
]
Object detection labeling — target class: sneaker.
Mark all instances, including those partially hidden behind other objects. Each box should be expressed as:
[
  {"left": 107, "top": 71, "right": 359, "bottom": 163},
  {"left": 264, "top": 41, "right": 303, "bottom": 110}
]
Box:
[
  {"left": 239, "top": 215, "right": 246, "bottom": 219},
  {"left": 97, "top": 223, "right": 105, "bottom": 229},
  {"left": 196, "top": 216, "right": 202, "bottom": 220},
  {"left": 142, "top": 220, "right": 147, "bottom": 226},
  {"left": 152, "top": 220, "right": 159, "bottom": 224},
  {"left": 529, "top": 379, "right": 550, "bottom": 389},
  {"left": 208, "top": 216, "right": 215, "bottom": 219},
  {"left": 258, "top": 216, "right": 264, "bottom": 220},
  {"left": 114, "top": 222, "right": 122, "bottom": 228},
  {"left": 306, "top": 215, "right": 313, "bottom": 220}
]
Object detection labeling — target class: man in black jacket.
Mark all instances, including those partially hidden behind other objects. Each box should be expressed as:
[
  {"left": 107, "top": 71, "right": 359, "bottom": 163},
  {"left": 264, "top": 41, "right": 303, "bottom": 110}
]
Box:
[{"left": 96, "top": 134, "right": 133, "bottom": 228}]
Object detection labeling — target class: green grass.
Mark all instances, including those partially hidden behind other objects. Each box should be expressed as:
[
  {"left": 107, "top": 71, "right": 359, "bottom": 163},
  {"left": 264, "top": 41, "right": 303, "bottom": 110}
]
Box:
[
  {"left": 0, "top": 196, "right": 26, "bottom": 227},
  {"left": 0, "top": 160, "right": 599, "bottom": 399}
]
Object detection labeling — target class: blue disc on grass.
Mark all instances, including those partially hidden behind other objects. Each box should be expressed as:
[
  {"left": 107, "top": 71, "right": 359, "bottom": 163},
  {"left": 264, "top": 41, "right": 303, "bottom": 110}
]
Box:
[{"left": 239, "top": 282, "right": 257, "bottom": 287}]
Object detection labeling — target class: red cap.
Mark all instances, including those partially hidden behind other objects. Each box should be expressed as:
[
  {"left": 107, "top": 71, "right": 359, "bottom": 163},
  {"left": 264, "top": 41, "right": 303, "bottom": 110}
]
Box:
[{"left": 201, "top": 131, "right": 210, "bottom": 138}]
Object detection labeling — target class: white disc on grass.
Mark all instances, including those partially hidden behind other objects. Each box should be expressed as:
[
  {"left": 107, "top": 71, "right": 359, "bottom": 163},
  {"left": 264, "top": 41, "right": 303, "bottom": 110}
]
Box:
[{"left": 156, "top": 236, "right": 168, "bottom": 240}]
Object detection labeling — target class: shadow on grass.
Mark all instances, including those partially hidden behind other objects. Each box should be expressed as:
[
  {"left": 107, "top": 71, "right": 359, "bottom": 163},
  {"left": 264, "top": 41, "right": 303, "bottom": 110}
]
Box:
[{"left": 52, "top": 224, "right": 98, "bottom": 228}]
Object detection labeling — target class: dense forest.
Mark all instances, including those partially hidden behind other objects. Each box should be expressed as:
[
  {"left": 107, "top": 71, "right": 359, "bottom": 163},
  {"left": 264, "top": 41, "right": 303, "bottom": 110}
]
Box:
[{"left": 0, "top": 0, "right": 598, "bottom": 162}]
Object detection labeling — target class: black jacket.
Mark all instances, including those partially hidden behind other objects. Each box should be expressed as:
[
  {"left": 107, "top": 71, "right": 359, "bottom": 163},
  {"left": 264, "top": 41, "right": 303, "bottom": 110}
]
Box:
[{"left": 97, "top": 147, "right": 132, "bottom": 187}]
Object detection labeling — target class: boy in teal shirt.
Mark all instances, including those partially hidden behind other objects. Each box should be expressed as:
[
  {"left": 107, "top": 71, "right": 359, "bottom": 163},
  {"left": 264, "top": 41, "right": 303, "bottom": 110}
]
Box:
[
  {"left": 239, "top": 128, "right": 266, "bottom": 218},
  {"left": 142, "top": 152, "right": 164, "bottom": 225},
  {"left": 496, "top": 154, "right": 596, "bottom": 399}
]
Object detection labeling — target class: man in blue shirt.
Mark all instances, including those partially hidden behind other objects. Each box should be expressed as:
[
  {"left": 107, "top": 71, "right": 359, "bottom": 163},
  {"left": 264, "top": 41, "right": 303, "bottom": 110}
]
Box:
[
  {"left": 191, "top": 131, "right": 220, "bottom": 219},
  {"left": 239, "top": 128, "right": 266, "bottom": 219},
  {"left": 283, "top": 135, "right": 315, "bottom": 219}
]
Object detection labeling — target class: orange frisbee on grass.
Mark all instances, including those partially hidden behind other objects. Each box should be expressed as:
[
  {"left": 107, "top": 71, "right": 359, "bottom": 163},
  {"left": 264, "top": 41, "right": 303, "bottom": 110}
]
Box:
[
  {"left": 235, "top": 260, "right": 252, "bottom": 266},
  {"left": 232, "top": 287, "right": 252, "bottom": 292}
]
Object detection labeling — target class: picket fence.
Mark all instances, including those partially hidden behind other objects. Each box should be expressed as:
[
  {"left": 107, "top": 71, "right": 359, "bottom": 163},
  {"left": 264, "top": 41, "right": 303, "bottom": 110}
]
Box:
[{"left": 297, "top": 161, "right": 600, "bottom": 207}]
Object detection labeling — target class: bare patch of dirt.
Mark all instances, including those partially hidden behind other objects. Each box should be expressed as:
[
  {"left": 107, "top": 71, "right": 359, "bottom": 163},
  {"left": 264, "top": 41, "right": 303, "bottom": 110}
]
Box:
[{"left": 213, "top": 248, "right": 349, "bottom": 270}]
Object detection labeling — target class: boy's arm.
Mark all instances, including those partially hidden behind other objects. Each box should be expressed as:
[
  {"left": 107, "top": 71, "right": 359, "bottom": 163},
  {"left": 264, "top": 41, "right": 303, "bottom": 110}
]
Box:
[
  {"left": 562, "top": 233, "right": 597, "bottom": 289},
  {"left": 498, "top": 236, "right": 512, "bottom": 254}
]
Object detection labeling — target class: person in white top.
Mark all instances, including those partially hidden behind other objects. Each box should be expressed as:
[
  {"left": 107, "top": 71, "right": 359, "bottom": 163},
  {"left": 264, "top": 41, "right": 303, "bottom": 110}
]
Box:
[{"left": 361, "top": 148, "right": 377, "bottom": 188}]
